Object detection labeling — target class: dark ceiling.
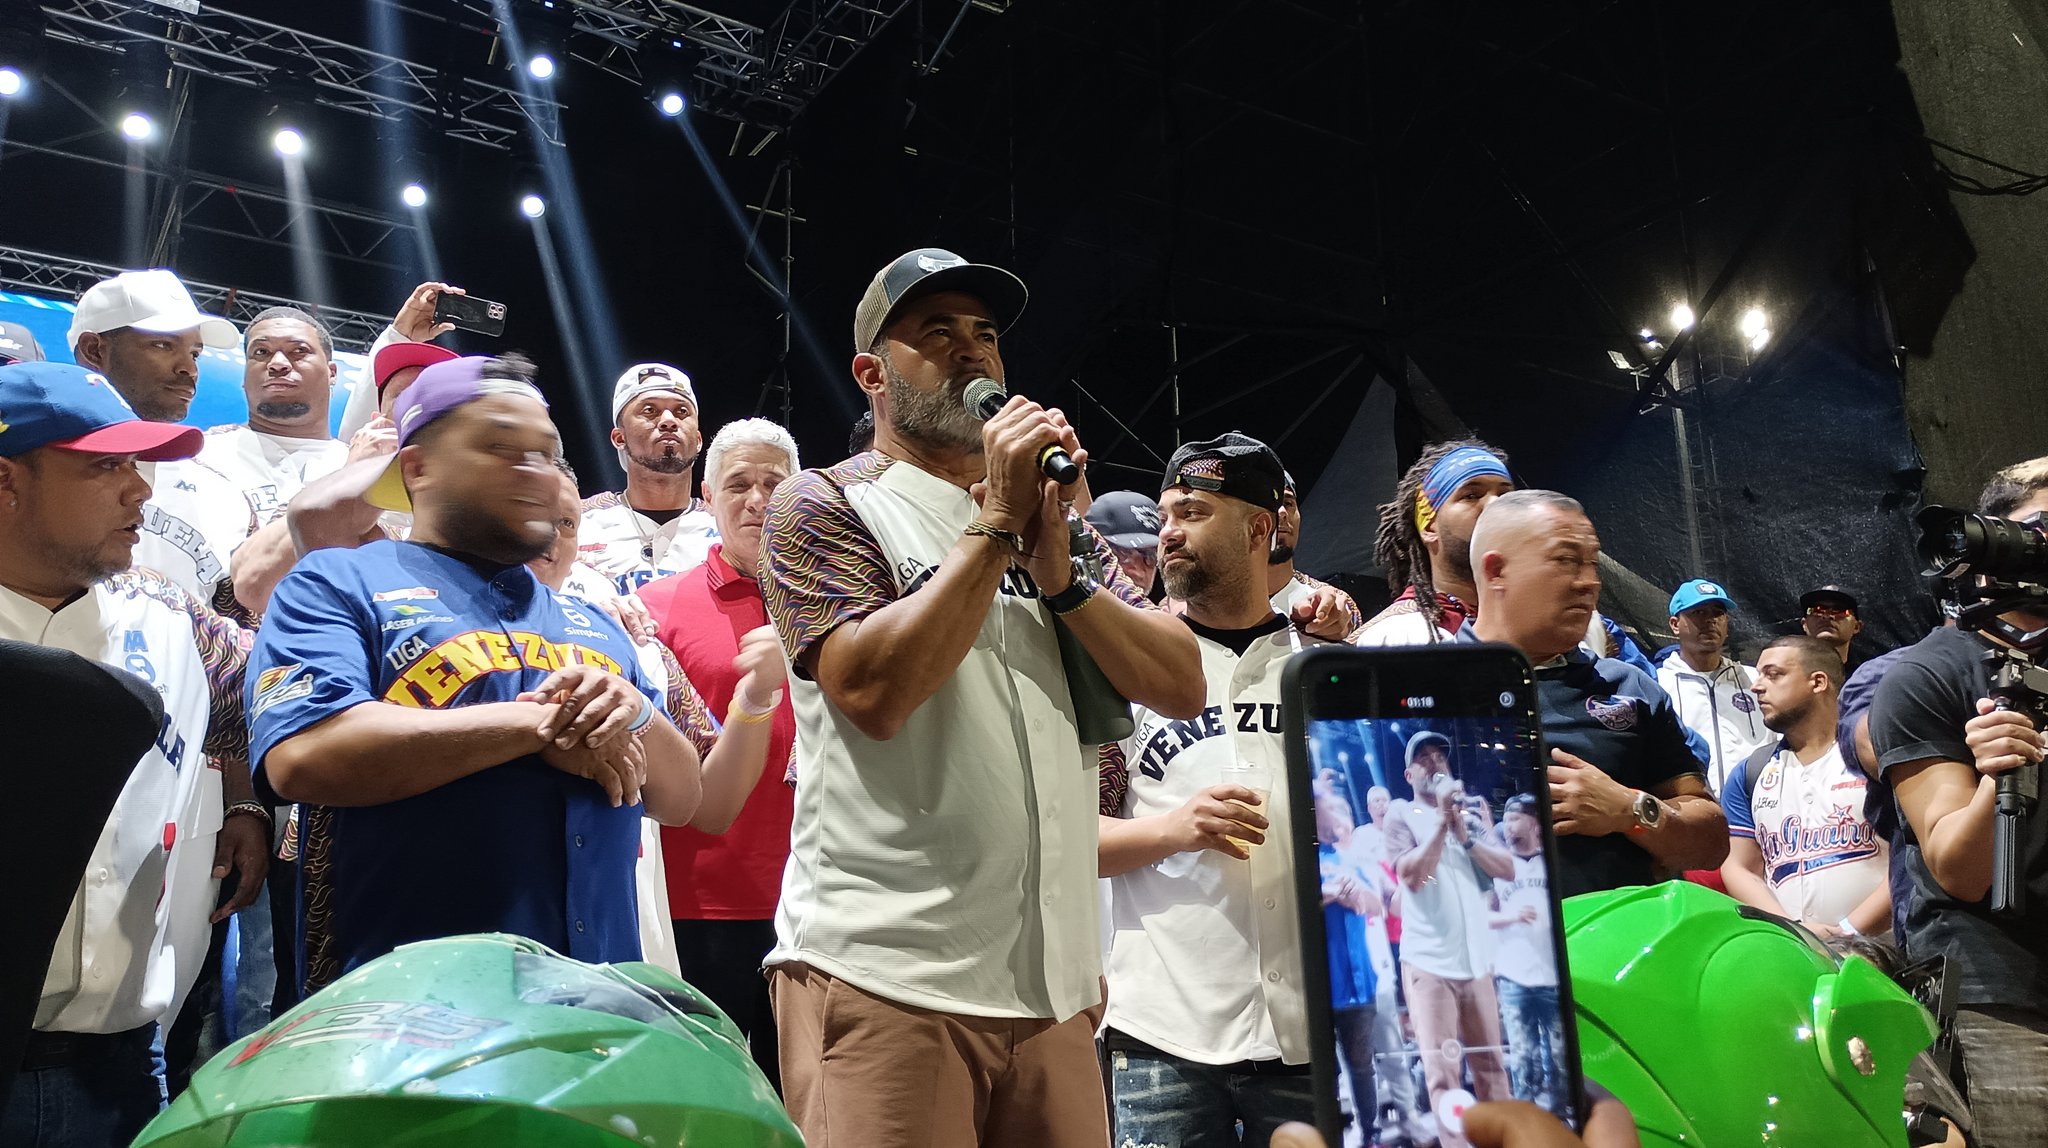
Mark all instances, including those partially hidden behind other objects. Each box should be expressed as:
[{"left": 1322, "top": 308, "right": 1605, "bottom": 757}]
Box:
[{"left": 0, "top": 0, "right": 1956, "bottom": 518}]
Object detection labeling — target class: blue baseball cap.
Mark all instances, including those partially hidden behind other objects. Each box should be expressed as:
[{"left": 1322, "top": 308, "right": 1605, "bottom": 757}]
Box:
[
  {"left": 0, "top": 362, "right": 202, "bottom": 461},
  {"left": 1670, "top": 578, "right": 1735, "bottom": 616},
  {"left": 367, "top": 356, "right": 550, "bottom": 511}
]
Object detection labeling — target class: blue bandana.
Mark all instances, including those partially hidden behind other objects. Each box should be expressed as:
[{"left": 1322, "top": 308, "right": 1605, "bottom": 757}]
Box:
[{"left": 1414, "top": 446, "right": 1511, "bottom": 531}]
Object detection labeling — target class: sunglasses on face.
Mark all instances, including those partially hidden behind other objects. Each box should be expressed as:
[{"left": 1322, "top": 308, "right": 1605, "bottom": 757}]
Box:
[{"left": 1805, "top": 605, "right": 1855, "bottom": 619}]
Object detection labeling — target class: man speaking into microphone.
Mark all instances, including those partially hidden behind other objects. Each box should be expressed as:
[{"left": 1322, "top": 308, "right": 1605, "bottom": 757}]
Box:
[{"left": 760, "top": 248, "right": 1203, "bottom": 1148}]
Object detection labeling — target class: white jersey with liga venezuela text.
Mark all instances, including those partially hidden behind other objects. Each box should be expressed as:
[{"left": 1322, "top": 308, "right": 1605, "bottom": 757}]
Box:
[{"left": 1103, "top": 618, "right": 1320, "bottom": 1065}]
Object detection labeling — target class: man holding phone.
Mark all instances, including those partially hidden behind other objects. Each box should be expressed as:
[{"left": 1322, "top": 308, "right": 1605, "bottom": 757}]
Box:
[
  {"left": 1096, "top": 432, "right": 1330, "bottom": 1147},
  {"left": 1464, "top": 490, "right": 1727, "bottom": 896}
]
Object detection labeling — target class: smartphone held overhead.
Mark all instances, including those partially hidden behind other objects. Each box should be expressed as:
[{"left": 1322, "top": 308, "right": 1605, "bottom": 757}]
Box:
[{"left": 433, "top": 292, "right": 508, "bottom": 337}]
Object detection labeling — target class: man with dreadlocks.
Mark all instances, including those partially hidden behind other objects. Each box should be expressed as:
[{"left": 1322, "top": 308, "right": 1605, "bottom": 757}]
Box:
[{"left": 1353, "top": 440, "right": 1515, "bottom": 646}]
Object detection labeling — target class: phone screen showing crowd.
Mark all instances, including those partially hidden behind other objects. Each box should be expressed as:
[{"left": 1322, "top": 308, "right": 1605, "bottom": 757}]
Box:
[{"left": 1291, "top": 645, "right": 1581, "bottom": 1146}]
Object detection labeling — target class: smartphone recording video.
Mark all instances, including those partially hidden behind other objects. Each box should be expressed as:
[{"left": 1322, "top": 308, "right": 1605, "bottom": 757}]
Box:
[{"left": 1286, "top": 644, "right": 1582, "bottom": 1148}]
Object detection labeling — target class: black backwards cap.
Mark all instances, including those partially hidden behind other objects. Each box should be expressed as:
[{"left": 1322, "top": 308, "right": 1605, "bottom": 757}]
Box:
[{"left": 1161, "top": 431, "right": 1287, "bottom": 513}]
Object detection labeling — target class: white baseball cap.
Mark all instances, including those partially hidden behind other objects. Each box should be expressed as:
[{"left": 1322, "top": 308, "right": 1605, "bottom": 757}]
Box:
[
  {"left": 611, "top": 362, "right": 697, "bottom": 423},
  {"left": 66, "top": 269, "right": 240, "bottom": 352}
]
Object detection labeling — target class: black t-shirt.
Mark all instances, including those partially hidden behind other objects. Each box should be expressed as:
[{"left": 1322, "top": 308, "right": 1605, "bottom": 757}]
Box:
[
  {"left": 1183, "top": 612, "right": 1291, "bottom": 655},
  {"left": 1868, "top": 626, "right": 2048, "bottom": 1006},
  {"left": 1534, "top": 650, "right": 1706, "bottom": 898}
]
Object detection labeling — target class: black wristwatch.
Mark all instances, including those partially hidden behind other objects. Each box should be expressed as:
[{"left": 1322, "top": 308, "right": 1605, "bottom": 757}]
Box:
[{"left": 1044, "top": 572, "right": 1099, "bottom": 616}]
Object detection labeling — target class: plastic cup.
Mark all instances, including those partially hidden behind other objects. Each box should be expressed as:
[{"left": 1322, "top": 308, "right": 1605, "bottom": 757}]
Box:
[{"left": 1219, "top": 761, "right": 1273, "bottom": 852}]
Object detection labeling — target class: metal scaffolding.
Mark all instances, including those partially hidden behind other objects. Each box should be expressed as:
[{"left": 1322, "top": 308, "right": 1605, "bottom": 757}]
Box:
[
  {"left": 0, "top": 244, "right": 396, "bottom": 351},
  {"left": 492, "top": 0, "right": 940, "bottom": 132},
  {"left": 0, "top": 118, "right": 414, "bottom": 276},
  {"left": 38, "top": 0, "right": 566, "bottom": 150}
]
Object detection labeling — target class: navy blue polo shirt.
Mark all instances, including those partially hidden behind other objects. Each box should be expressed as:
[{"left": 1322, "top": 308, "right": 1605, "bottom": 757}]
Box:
[
  {"left": 1456, "top": 630, "right": 1704, "bottom": 897},
  {"left": 249, "top": 540, "right": 658, "bottom": 995}
]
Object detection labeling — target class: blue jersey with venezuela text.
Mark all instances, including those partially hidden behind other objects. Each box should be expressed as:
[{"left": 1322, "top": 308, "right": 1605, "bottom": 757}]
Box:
[{"left": 248, "top": 539, "right": 660, "bottom": 996}]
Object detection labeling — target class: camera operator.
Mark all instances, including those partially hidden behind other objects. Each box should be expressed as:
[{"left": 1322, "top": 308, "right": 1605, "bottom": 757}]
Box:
[{"left": 1868, "top": 456, "right": 2048, "bottom": 1148}]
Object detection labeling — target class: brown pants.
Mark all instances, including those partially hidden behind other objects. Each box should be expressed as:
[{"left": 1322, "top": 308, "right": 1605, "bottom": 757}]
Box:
[
  {"left": 769, "top": 963, "right": 1110, "bottom": 1148},
  {"left": 1401, "top": 962, "right": 1510, "bottom": 1148}
]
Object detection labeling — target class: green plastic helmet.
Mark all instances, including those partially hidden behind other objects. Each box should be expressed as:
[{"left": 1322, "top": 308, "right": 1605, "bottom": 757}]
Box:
[
  {"left": 1565, "top": 882, "right": 1935, "bottom": 1148},
  {"left": 133, "top": 933, "right": 801, "bottom": 1148}
]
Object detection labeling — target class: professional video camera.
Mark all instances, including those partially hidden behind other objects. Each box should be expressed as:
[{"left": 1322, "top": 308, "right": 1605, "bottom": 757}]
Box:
[{"left": 1917, "top": 506, "right": 2048, "bottom": 915}]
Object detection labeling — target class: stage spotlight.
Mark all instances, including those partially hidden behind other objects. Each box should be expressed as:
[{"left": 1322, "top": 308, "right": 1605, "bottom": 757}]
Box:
[
  {"left": 1638, "top": 328, "right": 1654, "bottom": 341},
  {"left": 1750, "top": 328, "right": 1771, "bottom": 351},
  {"left": 120, "top": 112, "right": 154, "bottom": 141},
  {"left": 657, "top": 91, "right": 685, "bottom": 117},
  {"left": 1669, "top": 303, "right": 1694, "bottom": 331},
  {"left": 401, "top": 182, "right": 429, "bottom": 209},
  {"left": 527, "top": 53, "right": 556, "bottom": 80},
  {"left": 1739, "top": 307, "right": 1768, "bottom": 338},
  {"left": 520, "top": 193, "right": 547, "bottom": 218},
  {"left": 273, "top": 127, "right": 306, "bottom": 157},
  {"left": 0, "top": 67, "right": 22, "bottom": 98}
]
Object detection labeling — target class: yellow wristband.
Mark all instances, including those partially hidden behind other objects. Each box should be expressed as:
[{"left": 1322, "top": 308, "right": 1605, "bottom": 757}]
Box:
[{"left": 727, "top": 703, "right": 775, "bottom": 725}]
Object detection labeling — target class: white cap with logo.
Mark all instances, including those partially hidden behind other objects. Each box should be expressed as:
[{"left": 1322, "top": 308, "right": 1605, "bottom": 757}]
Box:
[
  {"left": 66, "top": 269, "right": 240, "bottom": 352},
  {"left": 611, "top": 362, "right": 697, "bottom": 424}
]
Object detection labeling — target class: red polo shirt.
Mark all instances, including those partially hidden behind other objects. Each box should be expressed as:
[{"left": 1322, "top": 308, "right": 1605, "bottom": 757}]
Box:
[{"left": 638, "top": 544, "right": 797, "bottom": 920}]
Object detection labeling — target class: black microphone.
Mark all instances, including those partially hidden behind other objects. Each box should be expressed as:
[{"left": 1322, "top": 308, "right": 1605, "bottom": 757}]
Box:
[{"left": 964, "top": 376, "right": 1081, "bottom": 485}]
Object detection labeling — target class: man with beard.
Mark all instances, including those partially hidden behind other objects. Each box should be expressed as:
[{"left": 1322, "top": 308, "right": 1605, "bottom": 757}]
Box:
[
  {"left": 247, "top": 355, "right": 704, "bottom": 996},
  {"left": 1356, "top": 440, "right": 1515, "bottom": 646},
  {"left": 0, "top": 363, "right": 252, "bottom": 1148},
  {"left": 760, "top": 248, "right": 1201, "bottom": 1148},
  {"left": 1464, "top": 491, "right": 1726, "bottom": 896},
  {"left": 1268, "top": 474, "right": 1362, "bottom": 631},
  {"left": 160, "top": 307, "right": 359, "bottom": 621},
  {"left": 1096, "top": 433, "right": 1327, "bottom": 1147},
  {"left": 1384, "top": 731, "right": 1516, "bottom": 1148},
  {"left": 578, "top": 364, "right": 719, "bottom": 596},
  {"left": 1718, "top": 636, "right": 1888, "bottom": 938},
  {"left": 66, "top": 270, "right": 242, "bottom": 599}
]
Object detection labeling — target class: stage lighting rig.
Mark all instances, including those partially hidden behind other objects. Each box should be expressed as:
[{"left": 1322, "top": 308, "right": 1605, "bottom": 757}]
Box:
[
  {"left": 401, "top": 183, "right": 429, "bottom": 209},
  {"left": 520, "top": 193, "right": 547, "bottom": 218},
  {"left": 112, "top": 39, "right": 175, "bottom": 146},
  {"left": 0, "top": 4, "right": 43, "bottom": 99},
  {"left": 514, "top": 0, "right": 576, "bottom": 85},
  {"left": 260, "top": 72, "right": 323, "bottom": 159}
]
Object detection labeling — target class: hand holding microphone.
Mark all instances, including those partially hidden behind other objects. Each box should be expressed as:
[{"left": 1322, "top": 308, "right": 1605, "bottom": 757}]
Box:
[
  {"left": 968, "top": 377, "right": 1088, "bottom": 592},
  {"left": 966, "top": 377, "right": 1081, "bottom": 484}
]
